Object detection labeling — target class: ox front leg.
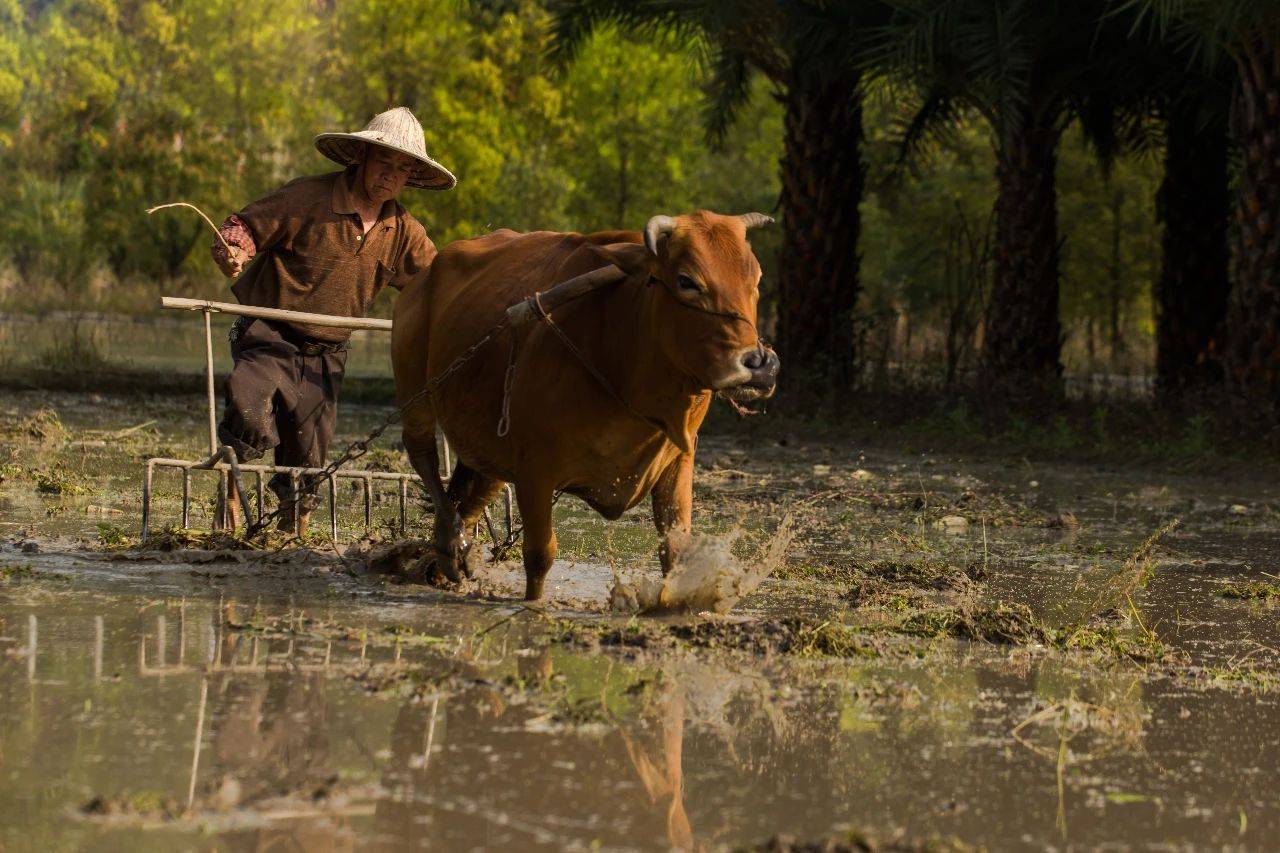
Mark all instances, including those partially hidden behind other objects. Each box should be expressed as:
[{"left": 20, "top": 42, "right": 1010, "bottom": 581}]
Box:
[
  {"left": 516, "top": 483, "right": 557, "bottom": 601},
  {"left": 652, "top": 452, "right": 694, "bottom": 576},
  {"left": 404, "top": 431, "right": 465, "bottom": 583}
]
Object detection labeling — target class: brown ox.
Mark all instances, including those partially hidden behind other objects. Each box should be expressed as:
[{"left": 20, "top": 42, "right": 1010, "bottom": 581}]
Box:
[{"left": 390, "top": 211, "right": 779, "bottom": 600}]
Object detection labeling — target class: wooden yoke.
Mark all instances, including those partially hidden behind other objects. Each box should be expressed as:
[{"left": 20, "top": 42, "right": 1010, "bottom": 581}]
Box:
[{"left": 505, "top": 265, "right": 629, "bottom": 327}]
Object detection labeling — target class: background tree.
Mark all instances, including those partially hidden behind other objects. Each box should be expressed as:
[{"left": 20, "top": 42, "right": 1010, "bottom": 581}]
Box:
[
  {"left": 549, "top": 0, "right": 887, "bottom": 392},
  {"left": 1133, "top": 1, "right": 1280, "bottom": 407},
  {"left": 1152, "top": 73, "right": 1231, "bottom": 398},
  {"left": 1055, "top": 13, "right": 1231, "bottom": 397},
  {"left": 872, "top": 0, "right": 1135, "bottom": 393}
]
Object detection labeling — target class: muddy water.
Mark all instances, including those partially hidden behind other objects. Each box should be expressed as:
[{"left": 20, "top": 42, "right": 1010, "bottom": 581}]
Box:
[
  {"left": 1, "top": 553, "right": 1277, "bottom": 850},
  {"left": 2, "top": 392, "right": 1280, "bottom": 849}
]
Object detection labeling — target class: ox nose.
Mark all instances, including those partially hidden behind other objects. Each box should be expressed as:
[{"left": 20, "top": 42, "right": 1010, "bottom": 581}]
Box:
[{"left": 741, "top": 346, "right": 780, "bottom": 386}]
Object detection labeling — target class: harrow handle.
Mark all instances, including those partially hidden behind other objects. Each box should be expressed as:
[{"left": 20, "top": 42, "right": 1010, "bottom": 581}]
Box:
[{"left": 505, "top": 265, "right": 628, "bottom": 327}]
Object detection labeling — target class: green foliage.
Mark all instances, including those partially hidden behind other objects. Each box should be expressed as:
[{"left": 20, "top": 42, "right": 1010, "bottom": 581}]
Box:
[
  {"left": 0, "top": 0, "right": 1202, "bottom": 379},
  {"left": 1, "top": 0, "right": 783, "bottom": 291}
]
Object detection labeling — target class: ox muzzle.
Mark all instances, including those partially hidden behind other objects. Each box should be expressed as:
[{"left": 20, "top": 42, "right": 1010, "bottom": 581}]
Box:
[{"left": 721, "top": 344, "right": 780, "bottom": 401}]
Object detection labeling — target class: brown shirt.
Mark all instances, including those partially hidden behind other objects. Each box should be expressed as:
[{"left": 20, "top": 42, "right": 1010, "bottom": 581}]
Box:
[{"left": 221, "top": 167, "right": 437, "bottom": 342}]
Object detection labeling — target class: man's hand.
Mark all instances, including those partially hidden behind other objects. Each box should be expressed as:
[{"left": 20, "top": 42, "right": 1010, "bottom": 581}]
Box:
[
  {"left": 212, "top": 215, "right": 257, "bottom": 279},
  {"left": 215, "top": 245, "right": 248, "bottom": 278}
]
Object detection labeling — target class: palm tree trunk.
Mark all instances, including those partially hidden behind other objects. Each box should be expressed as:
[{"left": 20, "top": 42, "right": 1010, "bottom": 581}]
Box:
[
  {"left": 777, "top": 69, "right": 864, "bottom": 390},
  {"left": 1222, "top": 36, "right": 1280, "bottom": 405},
  {"left": 1155, "top": 105, "right": 1229, "bottom": 398},
  {"left": 983, "top": 120, "right": 1064, "bottom": 391},
  {"left": 983, "top": 122, "right": 1064, "bottom": 391}
]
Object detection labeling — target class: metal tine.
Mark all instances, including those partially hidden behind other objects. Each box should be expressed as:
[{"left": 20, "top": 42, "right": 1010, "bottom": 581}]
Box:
[
  {"left": 504, "top": 485, "right": 515, "bottom": 540},
  {"left": 329, "top": 475, "right": 339, "bottom": 541},
  {"left": 255, "top": 471, "right": 265, "bottom": 525},
  {"left": 142, "top": 461, "right": 154, "bottom": 542},
  {"left": 290, "top": 472, "right": 301, "bottom": 536},
  {"left": 145, "top": 461, "right": 506, "bottom": 540},
  {"left": 216, "top": 470, "right": 228, "bottom": 530},
  {"left": 399, "top": 478, "right": 408, "bottom": 534},
  {"left": 363, "top": 476, "right": 373, "bottom": 528}
]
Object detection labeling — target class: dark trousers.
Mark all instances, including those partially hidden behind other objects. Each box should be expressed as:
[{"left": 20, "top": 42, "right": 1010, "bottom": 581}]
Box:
[{"left": 217, "top": 319, "right": 347, "bottom": 505}]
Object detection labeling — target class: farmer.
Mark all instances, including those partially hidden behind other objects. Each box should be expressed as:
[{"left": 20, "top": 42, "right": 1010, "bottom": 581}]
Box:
[{"left": 211, "top": 106, "right": 455, "bottom": 533}]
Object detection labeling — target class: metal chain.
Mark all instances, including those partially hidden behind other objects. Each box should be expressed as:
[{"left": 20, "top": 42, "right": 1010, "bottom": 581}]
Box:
[
  {"left": 496, "top": 328, "right": 519, "bottom": 438},
  {"left": 243, "top": 317, "right": 511, "bottom": 538}
]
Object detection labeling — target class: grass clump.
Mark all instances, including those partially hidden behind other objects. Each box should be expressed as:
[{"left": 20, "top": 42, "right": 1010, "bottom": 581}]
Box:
[
  {"left": 81, "top": 790, "right": 179, "bottom": 820},
  {"left": 14, "top": 408, "right": 66, "bottom": 444},
  {"left": 846, "top": 556, "right": 985, "bottom": 607},
  {"left": 1057, "top": 520, "right": 1176, "bottom": 634},
  {"left": 898, "top": 600, "right": 1166, "bottom": 663},
  {"left": 783, "top": 619, "right": 882, "bottom": 658},
  {"left": 900, "top": 601, "right": 1047, "bottom": 644},
  {"left": 1055, "top": 624, "right": 1166, "bottom": 663},
  {"left": 1200, "top": 663, "right": 1280, "bottom": 692},
  {"left": 134, "top": 525, "right": 311, "bottom": 553},
  {"left": 96, "top": 523, "right": 131, "bottom": 550},
  {"left": 0, "top": 565, "right": 38, "bottom": 582},
  {"left": 1219, "top": 580, "right": 1280, "bottom": 601},
  {"left": 35, "top": 464, "right": 91, "bottom": 496},
  {"left": 861, "top": 557, "right": 985, "bottom": 590},
  {"left": 382, "top": 623, "right": 448, "bottom": 646}
]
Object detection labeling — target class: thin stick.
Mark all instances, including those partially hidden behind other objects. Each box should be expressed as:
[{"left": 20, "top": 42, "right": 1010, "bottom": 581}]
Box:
[{"left": 147, "top": 202, "right": 233, "bottom": 254}]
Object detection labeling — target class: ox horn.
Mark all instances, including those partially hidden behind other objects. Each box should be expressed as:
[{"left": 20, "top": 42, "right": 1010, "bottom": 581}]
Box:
[
  {"left": 643, "top": 215, "right": 677, "bottom": 257},
  {"left": 739, "top": 212, "right": 775, "bottom": 230}
]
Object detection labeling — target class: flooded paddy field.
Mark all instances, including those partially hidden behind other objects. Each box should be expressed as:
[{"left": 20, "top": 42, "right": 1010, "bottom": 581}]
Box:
[{"left": 2, "top": 389, "right": 1279, "bottom": 850}]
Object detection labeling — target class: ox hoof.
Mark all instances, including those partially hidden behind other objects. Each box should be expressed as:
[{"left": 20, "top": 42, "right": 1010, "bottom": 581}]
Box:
[
  {"left": 523, "top": 577, "right": 546, "bottom": 601},
  {"left": 398, "top": 545, "right": 466, "bottom": 587},
  {"left": 438, "top": 541, "right": 472, "bottom": 583},
  {"left": 462, "top": 542, "right": 485, "bottom": 579}
]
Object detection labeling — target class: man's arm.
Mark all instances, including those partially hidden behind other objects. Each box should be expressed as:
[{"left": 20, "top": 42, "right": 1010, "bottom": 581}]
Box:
[
  {"left": 210, "top": 181, "right": 302, "bottom": 278},
  {"left": 394, "top": 220, "right": 438, "bottom": 290}
]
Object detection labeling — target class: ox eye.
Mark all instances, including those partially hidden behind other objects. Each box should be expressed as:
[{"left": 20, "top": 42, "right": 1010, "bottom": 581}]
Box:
[{"left": 677, "top": 274, "right": 700, "bottom": 293}]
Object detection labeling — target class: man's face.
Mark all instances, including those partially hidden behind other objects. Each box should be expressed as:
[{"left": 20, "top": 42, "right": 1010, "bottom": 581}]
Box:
[{"left": 359, "top": 145, "right": 415, "bottom": 206}]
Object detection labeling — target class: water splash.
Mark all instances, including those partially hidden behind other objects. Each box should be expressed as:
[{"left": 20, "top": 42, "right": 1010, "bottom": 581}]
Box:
[{"left": 610, "top": 515, "right": 793, "bottom": 615}]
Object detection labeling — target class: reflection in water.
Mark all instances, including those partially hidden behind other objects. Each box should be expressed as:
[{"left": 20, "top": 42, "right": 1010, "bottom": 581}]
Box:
[
  {"left": 0, "top": 589, "right": 1278, "bottom": 850},
  {"left": 616, "top": 680, "right": 696, "bottom": 851},
  {"left": 373, "top": 651, "right": 709, "bottom": 850}
]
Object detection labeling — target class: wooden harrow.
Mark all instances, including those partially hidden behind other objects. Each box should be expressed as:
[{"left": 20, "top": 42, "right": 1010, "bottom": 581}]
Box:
[{"left": 139, "top": 297, "right": 514, "bottom": 542}]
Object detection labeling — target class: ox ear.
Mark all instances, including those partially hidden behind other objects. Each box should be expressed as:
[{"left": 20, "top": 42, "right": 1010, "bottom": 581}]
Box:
[{"left": 586, "top": 241, "right": 653, "bottom": 278}]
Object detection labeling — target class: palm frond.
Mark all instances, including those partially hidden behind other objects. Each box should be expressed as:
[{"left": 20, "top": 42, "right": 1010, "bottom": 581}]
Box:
[
  {"left": 703, "top": 46, "right": 754, "bottom": 146},
  {"left": 546, "top": 0, "right": 711, "bottom": 66}
]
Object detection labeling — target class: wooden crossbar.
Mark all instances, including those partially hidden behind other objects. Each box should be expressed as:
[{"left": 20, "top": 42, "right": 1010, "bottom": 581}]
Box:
[{"left": 161, "top": 296, "right": 393, "bottom": 332}]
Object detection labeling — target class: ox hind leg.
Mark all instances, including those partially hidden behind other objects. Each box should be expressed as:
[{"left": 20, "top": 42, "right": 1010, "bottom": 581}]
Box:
[
  {"left": 651, "top": 452, "right": 695, "bottom": 576},
  {"left": 403, "top": 426, "right": 466, "bottom": 583}
]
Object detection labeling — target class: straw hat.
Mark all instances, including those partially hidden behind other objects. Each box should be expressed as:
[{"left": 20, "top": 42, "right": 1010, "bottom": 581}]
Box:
[{"left": 314, "top": 107, "right": 456, "bottom": 190}]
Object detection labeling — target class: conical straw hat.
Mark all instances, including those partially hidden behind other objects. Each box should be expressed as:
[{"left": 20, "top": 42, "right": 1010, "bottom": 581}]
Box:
[{"left": 314, "top": 107, "right": 456, "bottom": 190}]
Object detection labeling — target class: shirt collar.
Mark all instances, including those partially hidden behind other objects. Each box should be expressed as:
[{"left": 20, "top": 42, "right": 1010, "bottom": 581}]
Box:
[{"left": 331, "top": 166, "right": 361, "bottom": 215}]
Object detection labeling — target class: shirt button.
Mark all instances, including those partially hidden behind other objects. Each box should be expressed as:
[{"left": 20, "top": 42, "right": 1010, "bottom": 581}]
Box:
[{"left": 356, "top": 235, "right": 363, "bottom": 241}]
